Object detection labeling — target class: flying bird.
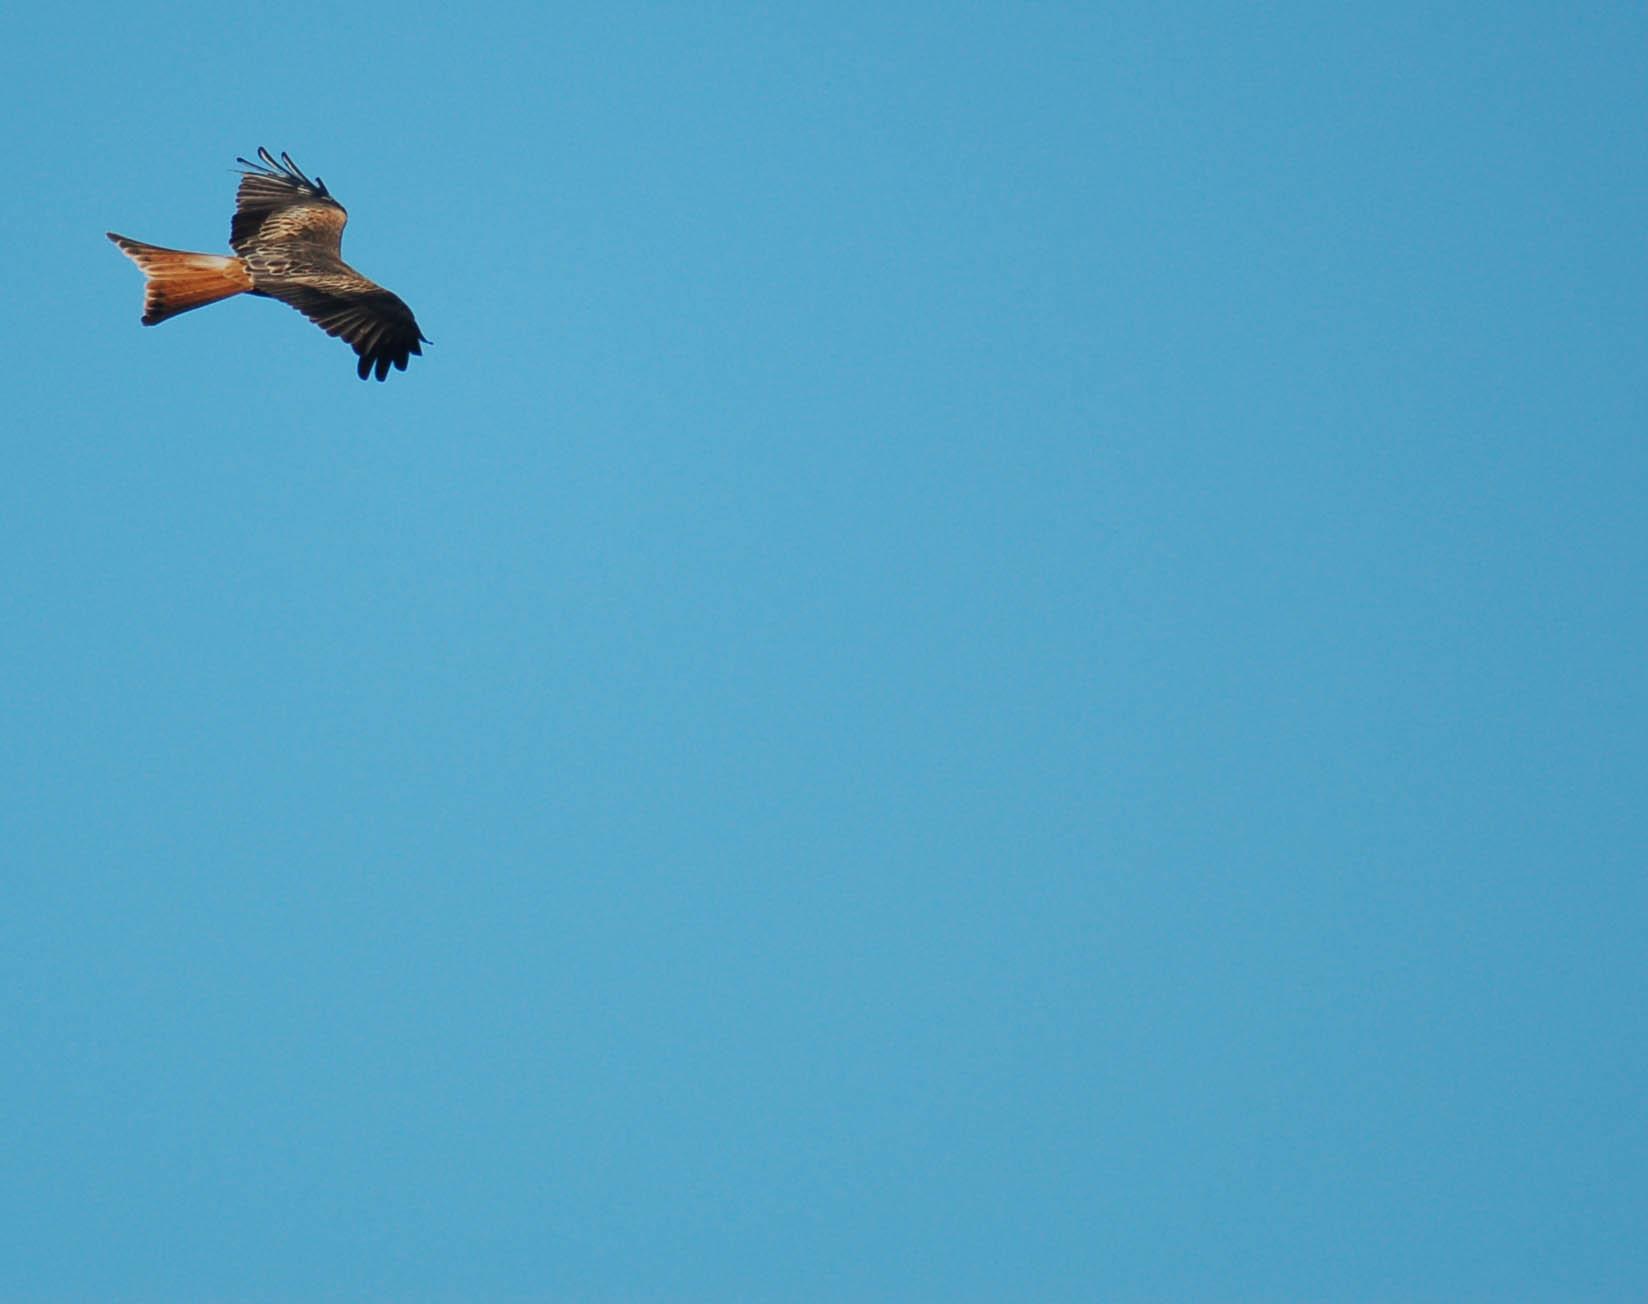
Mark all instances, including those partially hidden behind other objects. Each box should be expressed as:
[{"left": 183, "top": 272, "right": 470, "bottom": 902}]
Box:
[{"left": 107, "top": 148, "right": 429, "bottom": 381}]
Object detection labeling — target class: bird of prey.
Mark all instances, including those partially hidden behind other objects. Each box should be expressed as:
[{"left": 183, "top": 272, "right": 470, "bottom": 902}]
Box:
[{"left": 108, "top": 148, "right": 429, "bottom": 381}]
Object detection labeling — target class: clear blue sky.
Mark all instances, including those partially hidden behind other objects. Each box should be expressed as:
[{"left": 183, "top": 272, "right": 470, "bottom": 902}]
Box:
[{"left": 2, "top": 4, "right": 1644, "bottom": 1300}]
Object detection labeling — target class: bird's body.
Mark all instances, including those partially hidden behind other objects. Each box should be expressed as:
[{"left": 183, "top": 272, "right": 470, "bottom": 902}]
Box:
[{"left": 108, "top": 149, "right": 428, "bottom": 381}]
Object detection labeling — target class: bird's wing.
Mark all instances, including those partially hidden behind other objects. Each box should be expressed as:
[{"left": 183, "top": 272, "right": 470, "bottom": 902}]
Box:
[
  {"left": 231, "top": 148, "right": 348, "bottom": 255},
  {"left": 261, "top": 275, "right": 429, "bottom": 381}
]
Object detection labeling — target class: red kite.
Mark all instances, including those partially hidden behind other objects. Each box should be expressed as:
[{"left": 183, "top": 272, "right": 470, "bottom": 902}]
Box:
[{"left": 108, "top": 148, "right": 429, "bottom": 381}]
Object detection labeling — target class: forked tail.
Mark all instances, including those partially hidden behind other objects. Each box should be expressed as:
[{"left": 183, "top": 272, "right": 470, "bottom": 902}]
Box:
[{"left": 106, "top": 233, "right": 253, "bottom": 325}]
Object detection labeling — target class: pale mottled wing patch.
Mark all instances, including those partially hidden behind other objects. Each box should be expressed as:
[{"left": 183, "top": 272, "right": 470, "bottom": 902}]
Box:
[{"left": 232, "top": 148, "right": 348, "bottom": 255}]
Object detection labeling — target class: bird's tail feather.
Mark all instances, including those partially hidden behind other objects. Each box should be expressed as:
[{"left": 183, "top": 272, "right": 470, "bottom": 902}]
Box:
[{"left": 106, "top": 233, "right": 252, "bottom": 325}]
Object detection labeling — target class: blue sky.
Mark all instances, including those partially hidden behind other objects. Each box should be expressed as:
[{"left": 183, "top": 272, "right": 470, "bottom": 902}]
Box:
[{"left": 2, "top": 3, "right": 1645, "bottom": 1299}]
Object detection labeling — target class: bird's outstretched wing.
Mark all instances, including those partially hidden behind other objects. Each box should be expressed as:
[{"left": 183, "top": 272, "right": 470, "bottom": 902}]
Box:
[
  {"left": 232, "top": 148, "right": 347, "bottom": 255},
  {"left": 230, "top": 148, "right": 429, "bottom": 380},
  {"left": 264, "top": 280, "right": 428, "bottom": 381}
]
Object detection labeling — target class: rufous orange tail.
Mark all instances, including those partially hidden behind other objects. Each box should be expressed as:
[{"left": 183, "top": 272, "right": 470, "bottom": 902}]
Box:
[{"left": 106, "top": 233, "right": 253, "bottom": 325}]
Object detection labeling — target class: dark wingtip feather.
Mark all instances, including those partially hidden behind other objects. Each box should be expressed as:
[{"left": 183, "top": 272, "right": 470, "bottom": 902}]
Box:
[
  {"left": 281, "top": 152, "right": 313, "bottom": 187},
  {"left": 236, "top": 147, "right": 330, "bottom": 197}
]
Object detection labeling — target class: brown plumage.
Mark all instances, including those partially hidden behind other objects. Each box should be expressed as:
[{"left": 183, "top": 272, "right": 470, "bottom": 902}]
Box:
[{"left": 108, "top": 148, "right": 429, "bottom": 381}]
